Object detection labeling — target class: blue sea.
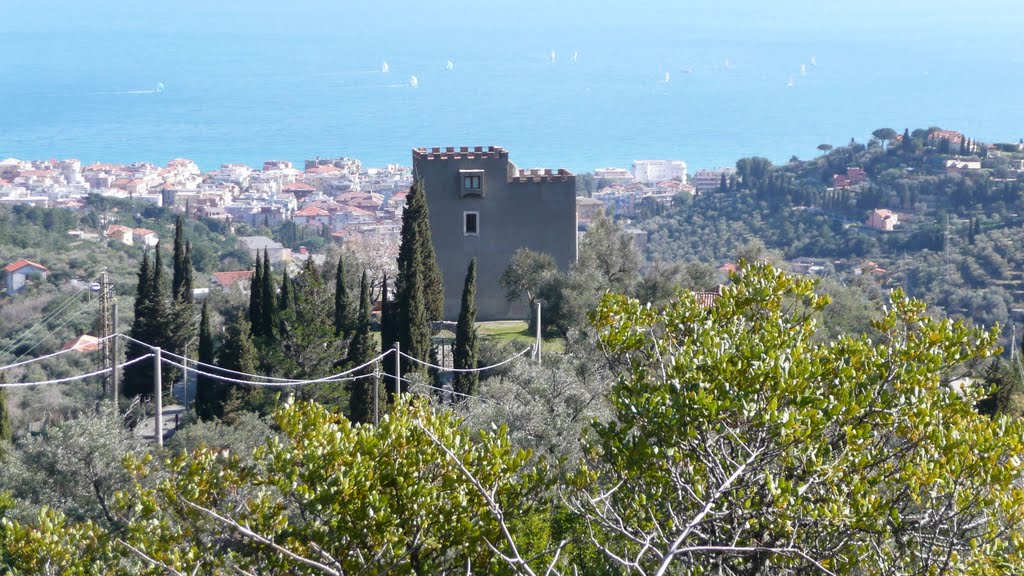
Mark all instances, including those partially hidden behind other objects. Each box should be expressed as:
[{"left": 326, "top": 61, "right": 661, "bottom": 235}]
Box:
[{"left": 2, "top": 0, "right": 1023, "bottom": 173}]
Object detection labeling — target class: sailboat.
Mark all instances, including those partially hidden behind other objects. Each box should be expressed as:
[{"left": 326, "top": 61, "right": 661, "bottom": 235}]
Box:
[
  {"left": 381, "top": 61, "right": 390, "bottom": 73},
  {"left": 550, "top": 50, "right": 556, "bottom": 63},
  {"left": 409, "top": 75, "right": 419, "bottom": 88},
  {"left": 810, "top": 56, "right": 817, "bottom": 67},
  {"left": 445, "top": 60, "right": 454, "bottom": 71},
  {"left": 787, "top": 75, "right": 795, "bottom": 87},
  {"left": 800, "top": 64, "right": 807, "bottom": 76},
  {"left": 724, "top": 58, "right": 733, "bottom": 69},
  {"left": 664, "top": 71, "right": 671, "bottom": 83},
  {"left": 155, "top": 82, "right": 165, "bottom": 93},
  {"left": 572, "top": 51, "right": 579, "bottom": 63}
]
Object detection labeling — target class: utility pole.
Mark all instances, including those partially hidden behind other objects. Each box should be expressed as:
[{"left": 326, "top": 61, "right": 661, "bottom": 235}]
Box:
[
  {"left": 393, "top": 342, "right": 401, "bottom": 397},
  {"left": 373, "top": 360, "right": 380, "bottom": 426},
  {"left": 535, "top": 302, "right": 542, "bottom": 365},
  {"left": 99, "top": 270, "right": 112, "bottom": 394},
  {"left": 111, "top": 300, "right": 119, "bottom": 403},
  {"left": 153, "top": 347, "right": 163, "bottom": 447}
]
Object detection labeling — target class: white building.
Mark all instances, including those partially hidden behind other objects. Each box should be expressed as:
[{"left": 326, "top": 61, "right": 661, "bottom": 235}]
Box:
[
  {"left": 692, "top": 168, "right": 736, "bottom": 193},
  {"left": 632, "top": 160, "right": 687, "bottom": 184}
]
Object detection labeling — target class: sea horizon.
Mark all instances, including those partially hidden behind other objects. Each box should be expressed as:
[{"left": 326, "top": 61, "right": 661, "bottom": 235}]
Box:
[{"left": 3, "top": 0, "right": 1023, "bottom": 174}]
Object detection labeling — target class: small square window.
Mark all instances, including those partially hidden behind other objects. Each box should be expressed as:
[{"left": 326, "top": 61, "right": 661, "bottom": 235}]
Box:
[
  {"left": 464, "top": 211, "right": 479, "bottom": 235},
  {"left": 460, "top": 170, "right": 484, "bottom": 196}
]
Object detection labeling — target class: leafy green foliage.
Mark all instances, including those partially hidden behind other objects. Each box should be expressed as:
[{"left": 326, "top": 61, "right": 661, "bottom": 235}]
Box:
[
  {"left": 1, "top": 398, "right": 550, "bottom": 575},
  {"left": 575, "top": 262, "right": 1024, "bottom": 574}
]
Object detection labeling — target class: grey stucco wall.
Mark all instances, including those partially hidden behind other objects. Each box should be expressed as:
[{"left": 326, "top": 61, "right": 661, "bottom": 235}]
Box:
[{"left": 413, "top": 147, "right": 577, "bottom": 321}]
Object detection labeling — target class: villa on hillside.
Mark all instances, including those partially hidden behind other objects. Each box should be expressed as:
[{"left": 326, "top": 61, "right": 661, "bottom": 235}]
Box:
[
  {"left": 4, "top": 258, "right": 49, "bottom": 295},
  {"left": 866, "top": 209, "right": 898, "bottom": 231}
]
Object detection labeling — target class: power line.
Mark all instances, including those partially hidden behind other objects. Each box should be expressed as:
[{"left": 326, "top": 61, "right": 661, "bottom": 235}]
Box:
[
  {"left": 0, "top": 353, "right": 153, "bottom": 388},
  {"left": 398, "top": 346, "right": 533, "bottom": 373},
  {"left": 119, "top": 333, "right": 390, "bottom": 384},
  {"left": 157, "top": 355, "right": 377, "bottom": 388},
  {"left": 0, "top": 334, "right": 118, "bottom": 372},
  {"left": 0, "top": 284, "right": 93, "bottom": 359},
  {"left": 8, "top": 299, "right": 99, "bottom": 365}
]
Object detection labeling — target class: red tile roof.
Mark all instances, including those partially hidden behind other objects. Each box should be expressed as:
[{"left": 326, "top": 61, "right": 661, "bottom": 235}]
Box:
[
  {"left": 295, "top": 206, "right": 330, "bottom": 217},
  {"left": 61, "top": 335, "right": 99, "bottom": 353},
  {"left": 211, "top": 270, "right": 255, "bottom": 288},
  {"left": 4, "top": 258, "right": 48, "bottom": 273}
]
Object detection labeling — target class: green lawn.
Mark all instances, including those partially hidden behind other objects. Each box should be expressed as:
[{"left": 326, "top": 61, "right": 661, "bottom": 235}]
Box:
[{"left": 477, "top": 321, "right": 564, "bottom": 353}]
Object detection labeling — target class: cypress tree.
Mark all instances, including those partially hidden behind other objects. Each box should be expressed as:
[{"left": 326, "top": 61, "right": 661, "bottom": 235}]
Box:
[
  {"left": 123, "top": 250, "right": 153, "bottom": 398},
  {"left": 902, "top": 128, "right": 912, "bottom": 154},
  {"left": 260, "top": 249, "right": 276, "bottom": 339},
  {"left": 334, "top": 256, "right": 351, "bottom": 337},
  {"left": 172, "top": 213, "right": 186, "bottom": 297},
  {"left": 194, "top": 300, "right": 226, "bottom": 421},
  {"left": 278, "top": 269, "right": 293, "bottom": 312},
  {"left": 397, "top": 179, "right": 444, "bottom": 322},
  {"left": 395, "top": 180, "right": 442, "bottom": 385},
  {"left": 453, "top": 259, "right": 479, "bottom": 399},
  {"left": 346, "top": 271, "right": 379, "bottom": 423},
  {"left": 182, "top": 241, "right": 194, "bottom": 304},
  {"left": 249, "top": 254, "right": 264, "bottom": 336}
]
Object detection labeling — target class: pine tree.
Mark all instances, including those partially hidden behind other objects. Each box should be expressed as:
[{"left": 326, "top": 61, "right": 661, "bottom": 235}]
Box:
[
  {"left": 249, "top": 254, "right": 264, "bottom": 336},
  {"left": 334, "top": 256, "right": 351, "bottom": 337},
  {"left": 453, "top": 259, "right": 479, "bottom": 399},
  {"left": 0, "top": 371, "right": 12, "bottom": 446},
  {"left": 194, "top": 300, "right": 226, "bottom": 421},
  {"left": 218, "top": 313, "right": 261, "bottom": 419},
  {"left": 902, "top": 128, "right": 912, "bottom": 154},
  {"left": 124, "top": 244, "right": 172, "bottom": 398},
  {"left": 346, "top": 271, "right": 379, "bottom": 423},
  {"left": 260, "top": 249, "right": 276, "bottom": 339}
]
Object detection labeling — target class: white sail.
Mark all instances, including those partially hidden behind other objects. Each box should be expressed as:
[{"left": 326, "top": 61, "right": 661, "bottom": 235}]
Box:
[
  {"left": 381, "top": 61, "right": 390, "bottom": 73},
  {"left": 550, "top": 50, "right": 556, "bottom": 62},
  {"left": 810, "top": 56, "right": 817, "bottom": 67},
  {"left": 445, "top": 60, "right": 454, "bottom": 71},
  {"left": 800, "top": 64, "right": 807, "bottom": 76},
  {"left": 664, "top": 71, "right": 670, "bottom": 83},
  {"left": 787, "top": 75, "right": 795, "bottom": 87},
  {"left": 409, "top": 75, "right": 418, "bottom": 88},
  {"left": 572, "top": 51, "right": 579, "bottom": 63}
]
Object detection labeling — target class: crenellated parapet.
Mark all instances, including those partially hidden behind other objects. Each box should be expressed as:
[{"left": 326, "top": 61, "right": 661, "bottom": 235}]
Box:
[{"left": 413, "top": 146, "right": 510, "bottom": 161}]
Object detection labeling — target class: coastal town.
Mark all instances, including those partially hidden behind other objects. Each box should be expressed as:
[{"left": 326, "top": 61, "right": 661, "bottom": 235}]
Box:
[{"left": 0, "top": 150, "right": 719, "bottom": 255}]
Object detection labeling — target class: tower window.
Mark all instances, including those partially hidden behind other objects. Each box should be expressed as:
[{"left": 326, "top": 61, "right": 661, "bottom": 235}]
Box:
[
  {"left": 460, "top": 170, "right": 485, "bottom": 196},
  {"left": 464, "top": 211, "right": 479, "bottom": 235}
]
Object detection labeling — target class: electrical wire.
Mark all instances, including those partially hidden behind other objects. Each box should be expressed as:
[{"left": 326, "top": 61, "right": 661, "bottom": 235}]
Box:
[
  {"left": 0, "top": 282, "right": 95, "bottom": 359},
  {"left": 7, "top": 298, "right": 99, "bottom": 365},
  {"left": 158, "top": 356, "right": 378, "bottom": 388},
  {"left": 398, "top": 346, "right": 533, "bottom": 372},
  {"left": 406, "top": 379, "right": 501, "bottom": 406},
  {"left": 0, "top": 331, "right": 115, "bottom": 373},
  {"left": 147, "top": 341, "right": 390, "bottom": 384},
  {"left": 0, "top": 353, "right": 153, "bottom": 388}
]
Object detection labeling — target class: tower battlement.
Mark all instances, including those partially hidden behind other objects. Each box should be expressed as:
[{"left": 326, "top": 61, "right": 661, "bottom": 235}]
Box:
[
  {"left": 413, "top": 145, "right": 510, "bottom": 161},
  {"left": 510, "top": 167, "right": 574, "bottom": 183}
]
